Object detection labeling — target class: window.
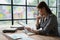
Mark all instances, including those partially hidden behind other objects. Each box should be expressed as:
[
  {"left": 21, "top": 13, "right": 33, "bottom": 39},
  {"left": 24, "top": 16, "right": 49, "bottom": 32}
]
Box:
[
  {"left": 49, "top": 0, "right": 56, "bottom": 7},
  {"left": 13, "top": 6, "right": 26, "bottom": 19},
  {"left": 50, "top": 8, "right": 56, "bottom": 15},
  {"left": 14, "top": 20, "right": 26, "bottom": 25},
  {"left": 0, "top": 21, "right": 11, "bottom": 25},
  {"left": 39, "top": 0, "right": 48, "bottom": 5},
  {"left": 0, "top": 6, "right": 11, "bottom": 20},
  {"left": 0, "top": 0, "right": 11, "bottom": 25},
  {"left": 13, "top": 0, "right": 25, "bottom": 5},
  {"left": 0, "top": 0, "right": 57, "bottom": 25},
  {"left": 27, "top": 0, "right": 38, "bottom": 6},
  {"left": 27, "top": 7, "right": 38, "bottom": 18},
  {"left": 0, "top": 0, "right": 11, "bottom": 4}
]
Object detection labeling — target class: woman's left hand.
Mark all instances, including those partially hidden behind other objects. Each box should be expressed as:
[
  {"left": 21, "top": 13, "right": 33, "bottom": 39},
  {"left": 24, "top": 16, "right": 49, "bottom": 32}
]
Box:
[{"left": 25, "top": 27, "right": 32, "bottom": 32}]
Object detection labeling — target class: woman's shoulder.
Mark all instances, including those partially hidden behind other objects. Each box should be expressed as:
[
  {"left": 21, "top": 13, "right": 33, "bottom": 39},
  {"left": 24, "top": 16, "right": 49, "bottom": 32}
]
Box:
[{"left": 49, "top": 14, "right": 57, "bottom": 18}]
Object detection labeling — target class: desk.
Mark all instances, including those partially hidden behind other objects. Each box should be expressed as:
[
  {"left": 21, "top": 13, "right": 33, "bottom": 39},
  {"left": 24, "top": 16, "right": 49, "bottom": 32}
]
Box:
[{"left": 1, "top": 30, "right": 60, "bottom": 40}]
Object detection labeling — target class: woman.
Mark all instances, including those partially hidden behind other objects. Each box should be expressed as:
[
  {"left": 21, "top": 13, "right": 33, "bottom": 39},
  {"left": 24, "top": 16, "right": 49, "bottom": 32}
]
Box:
[{"left": 25, "top": 1, "right": 58, "bottom": 36}]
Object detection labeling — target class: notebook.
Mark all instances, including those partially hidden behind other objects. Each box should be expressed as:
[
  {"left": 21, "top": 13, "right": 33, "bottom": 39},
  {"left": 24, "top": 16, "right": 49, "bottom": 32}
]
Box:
[{"left": 5, "top": 33, "right": 34, "bottom": 40}]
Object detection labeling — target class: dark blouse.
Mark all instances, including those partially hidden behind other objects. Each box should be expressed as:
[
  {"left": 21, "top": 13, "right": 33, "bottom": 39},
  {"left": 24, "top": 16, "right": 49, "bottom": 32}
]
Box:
[{"left": 36, "top": 14, "right": 58, "bottom": 36}]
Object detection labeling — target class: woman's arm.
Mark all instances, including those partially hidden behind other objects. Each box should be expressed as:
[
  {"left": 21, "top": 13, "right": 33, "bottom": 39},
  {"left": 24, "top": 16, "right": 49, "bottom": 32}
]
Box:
[
  {"left": 34, "top": 15, "right": 58, "bottom": 35},
  {"left": 31, "top": 29, "right": 40, "bottom": 34},
  {"left": 36, "top": 16, "right": 41, "bottom": 29},
  {"left": 31, "top": 17, "right": 52, "bottom": 34}
]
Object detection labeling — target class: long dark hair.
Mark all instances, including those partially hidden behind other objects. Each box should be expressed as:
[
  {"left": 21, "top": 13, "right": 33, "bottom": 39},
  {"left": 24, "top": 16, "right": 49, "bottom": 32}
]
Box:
[{"left": 37, "top": 1, "right": 52, "bottom": 14}]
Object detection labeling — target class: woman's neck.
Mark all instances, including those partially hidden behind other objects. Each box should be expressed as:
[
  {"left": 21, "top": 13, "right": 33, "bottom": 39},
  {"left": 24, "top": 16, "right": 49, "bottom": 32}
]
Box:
[{"left": 43, "top": 13, "right": 48, "bottom": 18}]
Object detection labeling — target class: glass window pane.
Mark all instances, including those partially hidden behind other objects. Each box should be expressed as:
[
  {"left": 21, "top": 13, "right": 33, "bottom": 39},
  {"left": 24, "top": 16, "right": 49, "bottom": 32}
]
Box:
[
  {"left": 27, "top": 20, "right": 36, "bottom": 29},
  {"left": 0, "top": 0, "right": 11, "bottom": 4},
  {"left": 27, "top": 0, "right": 38, "bottom": 6},
  {"left": 14, "top": 20, "right": 26, "bottom": 25},
  {"left": 0, "top": 6, "right": 11, "bottom": 20},
  {"left": 58, "top": 12, "right": 60, "bottom": 18},
  {"left": 13, "top": 6, "right": 26, "bottom": 19},
  {"left": 49, "top": 0, "right": 56, "bottom": 7},
  {"left": 0, "top": 21, "right": 11, "bottom": 25},
  {"left": 13, "top": 0, "right": 25, "bottom": 5},
  {"left": 50, "top": 8, "right": 56, "bottom": 16},
  {"left": 27, "top": 7, "right": 38, "bottom": 18},
  {"left": 39, "top": 0, "right": 48, "bottom": 5}
]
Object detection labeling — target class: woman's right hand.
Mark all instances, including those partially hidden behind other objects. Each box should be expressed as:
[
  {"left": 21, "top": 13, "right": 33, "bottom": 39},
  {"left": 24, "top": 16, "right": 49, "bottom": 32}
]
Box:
[
  {"left": 36, "top": 16, "right": 41, "bottom": 28},
  {"left": 36, "top": 16, "right": 41, "bottom": 20}
]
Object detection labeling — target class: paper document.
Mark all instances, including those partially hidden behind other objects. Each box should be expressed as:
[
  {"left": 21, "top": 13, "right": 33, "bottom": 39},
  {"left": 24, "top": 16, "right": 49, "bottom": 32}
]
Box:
[
  {"left": 5, "top": 33, "right": 34, "bottom": 40},
  {"left": 19, "top": 22, "right": 29, "bottom": 27},
  {"left": 18, "top": 21, "right": 36, "bottom": 30},
  {"left": 18, "top": 22, "right": 36, "bottom": 35},
  {"left": 11, "top": 25, "right": 23, "bottom": 28}
]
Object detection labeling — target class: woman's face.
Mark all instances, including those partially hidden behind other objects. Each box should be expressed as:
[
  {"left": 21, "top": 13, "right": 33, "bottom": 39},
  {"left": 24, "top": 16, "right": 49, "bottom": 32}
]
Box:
[{"left": 38, "top": 7, "right": 46, "bottom": 16}]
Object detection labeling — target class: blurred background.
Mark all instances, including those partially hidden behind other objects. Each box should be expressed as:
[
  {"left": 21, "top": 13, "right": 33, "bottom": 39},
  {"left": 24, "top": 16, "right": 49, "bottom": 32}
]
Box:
[{"left": 0, "top": 0, "right": 60, "bottom": 36}]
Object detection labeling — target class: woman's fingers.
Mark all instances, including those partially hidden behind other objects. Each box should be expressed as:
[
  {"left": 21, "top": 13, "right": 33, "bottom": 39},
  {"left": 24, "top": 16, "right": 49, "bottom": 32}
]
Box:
[
  {"left": 36, "top": 16, "right": 41, "bottom": 19},
  {"left": 25, "top": 27, "right": 29, "bottom": 29},
  {"left": 25, "top": 27, "right": 31, "bottom": 31}
]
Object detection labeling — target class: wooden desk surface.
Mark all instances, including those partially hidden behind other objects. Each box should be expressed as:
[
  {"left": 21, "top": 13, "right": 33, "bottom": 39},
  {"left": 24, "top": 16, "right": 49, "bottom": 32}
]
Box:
[{"left": 0, "top": 30, "right": 60, "bottom": 40}]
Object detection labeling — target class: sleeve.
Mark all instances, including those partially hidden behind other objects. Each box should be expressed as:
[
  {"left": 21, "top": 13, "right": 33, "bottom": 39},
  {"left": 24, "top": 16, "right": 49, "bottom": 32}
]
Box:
[
  {"left": 36, "top": 23, "right": 40, "bottom": 29},
  {"left": 36, "top": 18, "right": 42, "bottom": 29}
]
